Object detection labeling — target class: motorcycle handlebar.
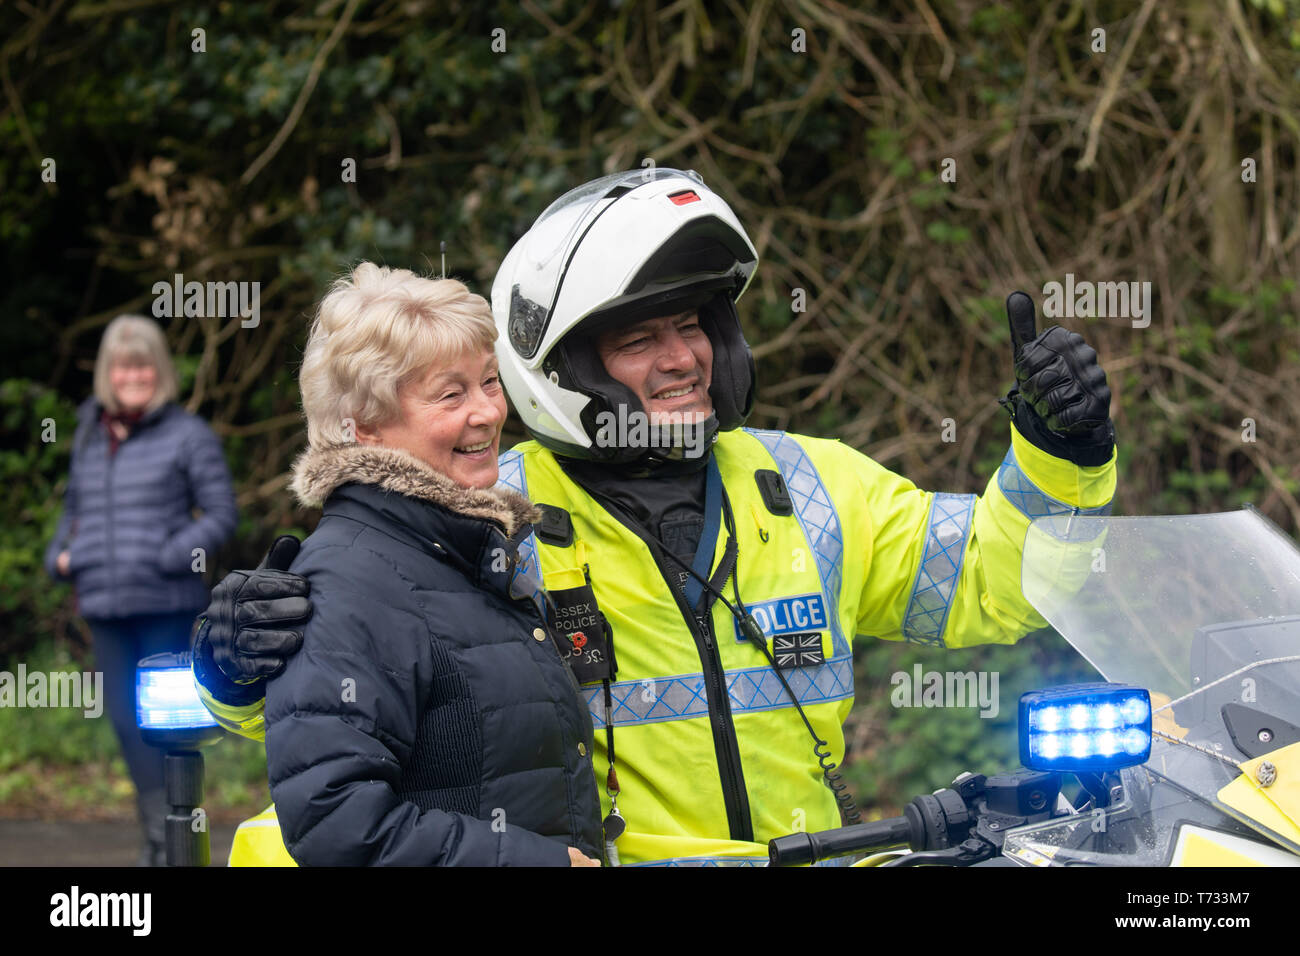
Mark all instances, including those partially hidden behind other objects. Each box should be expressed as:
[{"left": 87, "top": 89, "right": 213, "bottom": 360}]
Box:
[
  {"left": 768, "top": 815, "right": 913, "bottom": 866},
  {"left": 768, "top": 787, "right": 979, "bottom": 866}
]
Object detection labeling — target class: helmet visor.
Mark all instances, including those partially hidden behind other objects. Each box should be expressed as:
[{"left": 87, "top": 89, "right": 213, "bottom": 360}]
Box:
[{"left": 507, "top": 169, "right": 708, "bottom": 357}]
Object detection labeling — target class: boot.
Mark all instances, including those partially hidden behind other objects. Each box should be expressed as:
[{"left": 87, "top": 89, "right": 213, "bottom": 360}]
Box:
[{"left": 135, "top": 787, "right": 168, "bottom": 866}]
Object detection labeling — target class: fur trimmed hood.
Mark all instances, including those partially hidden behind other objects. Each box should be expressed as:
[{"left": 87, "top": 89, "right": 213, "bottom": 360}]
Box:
[{"left": 290, "top": 443, "right": 539, "bottom": 538}]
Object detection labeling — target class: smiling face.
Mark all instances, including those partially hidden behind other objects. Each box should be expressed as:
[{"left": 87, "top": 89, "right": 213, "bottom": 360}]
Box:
[
  {"left": 595, "top": 310, "right": 714, "bottom": 423},
  {"left": 356, "top": 348, "right": 507, "bottom": 489},
  {"left": 109, "top": 358, "right": 159, "bottom": 414}
]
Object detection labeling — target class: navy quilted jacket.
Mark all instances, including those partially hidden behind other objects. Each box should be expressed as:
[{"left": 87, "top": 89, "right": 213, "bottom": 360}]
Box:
[
  {"left": 265, "top": 443, "right": 605, "bottom": 866},
  {"left": 44, "top": 398, "right": 237, "bottom": 619}
]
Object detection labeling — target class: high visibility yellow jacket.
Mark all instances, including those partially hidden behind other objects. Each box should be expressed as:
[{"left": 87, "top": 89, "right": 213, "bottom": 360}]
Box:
[{"left": 203, "top": 422, "right": 1115, "bottom": 866}]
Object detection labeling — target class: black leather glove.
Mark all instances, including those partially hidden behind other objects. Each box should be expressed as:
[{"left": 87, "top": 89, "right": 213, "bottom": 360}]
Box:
[
  {"left": 1000, "top": 291, "right": 1115, "bottom": 466},
  {"left": 191, "top": 535, "right": 312, "bottom": 706}
]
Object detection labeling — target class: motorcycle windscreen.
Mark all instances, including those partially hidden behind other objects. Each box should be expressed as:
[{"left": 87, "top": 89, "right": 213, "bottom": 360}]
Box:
[
  {"left": 1018, "top": 509, "right": 1300, "bottom": 858},
  {"left": 1003, "top": 762, "right": 1300, "bottom": 865}
]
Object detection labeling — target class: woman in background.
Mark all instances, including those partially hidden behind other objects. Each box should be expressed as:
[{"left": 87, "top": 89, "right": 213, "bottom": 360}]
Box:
[{"left": 45, "top": 314, "right": 237, "bottom": 865}]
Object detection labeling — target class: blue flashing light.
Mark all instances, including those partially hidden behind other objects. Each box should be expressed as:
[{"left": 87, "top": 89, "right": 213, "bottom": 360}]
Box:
[
  {"left": 137, "top": 666, "right": 220, "bottom": 732},
  {"left": 1120, "top": 696, "right": 1150, "bottom": 724},
  {"left": 1019, "top": 683, "right": 1152, "bottom": 773},
  {"left": 1032, "top": 706, "right": 1063, "bottom": 732},
  {"left": 1068, "top": 705, "right": 1089, "bottom": 731},
  {"left": 1122, "top": 727, "right": 1149, "bottom": 756}
]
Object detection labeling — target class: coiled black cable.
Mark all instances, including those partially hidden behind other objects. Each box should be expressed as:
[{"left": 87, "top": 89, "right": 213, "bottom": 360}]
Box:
[
  {"left": 737, "top": 607, "right": 861, "bottom": 826},
  {"left": 814, "top": 740, "right": 862, "bottom": 826},
  {"left": 574, "top": 471, "right": 865, "bottom": 828},
  {"left": 657, "top": 491, "right": 865, "bottom": 827}
]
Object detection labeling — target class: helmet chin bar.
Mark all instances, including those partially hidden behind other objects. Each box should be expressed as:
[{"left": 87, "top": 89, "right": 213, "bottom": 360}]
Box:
[
  {"left": 583, "top": 404, "right": 722, "bottom": 467},
  {"left": 531, "top": 292, "right": 754, "bottom": 465},
  {"left": 698, "top": 294, "right": 755, "bottom": 429}
]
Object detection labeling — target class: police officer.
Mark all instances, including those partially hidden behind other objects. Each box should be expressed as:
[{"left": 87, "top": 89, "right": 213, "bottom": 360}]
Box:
[{"left": 193, "top": 168, "right": 1116, "bottom": 865}]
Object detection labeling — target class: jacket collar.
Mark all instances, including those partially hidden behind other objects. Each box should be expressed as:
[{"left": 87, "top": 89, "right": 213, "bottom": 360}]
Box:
[
  {"left": 290, "top": 443, "right": 539, "bottom": 539},
  {"left": 76, "top": 398, "right": 174, "bottom": 452}
]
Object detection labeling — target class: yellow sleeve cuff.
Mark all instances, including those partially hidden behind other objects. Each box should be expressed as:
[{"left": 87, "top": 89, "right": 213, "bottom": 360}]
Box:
[
  {"left": 1009, "top": 422, "right": 1116, "bottom": 511},
  {"left": 195, "top": 673, "right": 266, "bottom": 742}
]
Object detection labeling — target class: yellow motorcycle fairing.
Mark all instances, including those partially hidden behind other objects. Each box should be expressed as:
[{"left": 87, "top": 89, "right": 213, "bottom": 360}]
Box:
[{"left": 1216, "top": 739, "right": 1300, "bottom": 854}]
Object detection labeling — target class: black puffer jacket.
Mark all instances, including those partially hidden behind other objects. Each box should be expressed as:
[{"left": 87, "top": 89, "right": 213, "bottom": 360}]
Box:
[
  {"left": 265, "top": 443, "right": 604, "bottom": 866},
  {"left": 44, "top": 398, "right": 236, "bottom": 618}
]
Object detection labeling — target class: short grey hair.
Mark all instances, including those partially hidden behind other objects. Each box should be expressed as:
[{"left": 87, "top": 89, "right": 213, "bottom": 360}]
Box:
[
  {"left": 93, "top": 315, "right": 180, "bottom": 414},
  {"left": 299, "top": 262, "right": 498, "bottom": 449}
]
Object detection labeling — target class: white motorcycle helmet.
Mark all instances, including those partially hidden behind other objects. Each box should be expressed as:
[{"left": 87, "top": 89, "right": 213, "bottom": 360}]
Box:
[{"left": 491, "top": 167, "right": 759, "bottom": 464}]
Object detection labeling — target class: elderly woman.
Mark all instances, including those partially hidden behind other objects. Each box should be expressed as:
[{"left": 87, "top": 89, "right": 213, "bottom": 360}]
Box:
[
  {"left": 45, "top": 314, "right": 237, "bottom": 865},
  {"left": 261, "top": 262, "right": 603, "bottom": 866}
]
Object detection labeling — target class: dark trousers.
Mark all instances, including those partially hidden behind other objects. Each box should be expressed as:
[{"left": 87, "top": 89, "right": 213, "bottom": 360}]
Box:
[{"left": 85, "top": 611, "right": 198, "bottom": 799}]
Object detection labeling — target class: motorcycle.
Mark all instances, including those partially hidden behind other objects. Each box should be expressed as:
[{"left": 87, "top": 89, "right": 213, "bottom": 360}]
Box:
[{"left": 771, "top": 507, "right": 1300, "bottom": 867}]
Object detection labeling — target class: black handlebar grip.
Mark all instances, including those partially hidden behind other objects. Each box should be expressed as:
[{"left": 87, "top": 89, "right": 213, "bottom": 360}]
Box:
[
  {"left": 768, "top": 815, "right": 915, "bottom": 866},
  {"left": 769, "top": 832, "right": 817, "bottom": 866}
]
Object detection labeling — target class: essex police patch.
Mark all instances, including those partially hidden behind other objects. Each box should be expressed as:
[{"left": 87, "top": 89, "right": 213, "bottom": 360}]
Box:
[
  {"left": 773, "top": 632, "right": 824, "bottom": 669},
  {"left": 549, "top": 582, "right": 615, "bottom": 684}
]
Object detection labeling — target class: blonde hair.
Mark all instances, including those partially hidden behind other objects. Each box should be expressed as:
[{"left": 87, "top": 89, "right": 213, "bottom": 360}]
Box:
[
  {"left": 300, "top": 262, "right": 498, "bottom": 449},
  {"left": 93, "top": 314, "right": 180, "bottom": 414}
]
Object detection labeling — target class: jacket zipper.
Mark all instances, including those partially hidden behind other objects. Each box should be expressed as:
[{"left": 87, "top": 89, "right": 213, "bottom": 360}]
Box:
[
  {"left": 565, "top": 484, "right": 755, "bottom": 843},
  {"left": 688, "top": 601, "right": 753, "bottom": 842},
  {"left": 527, "top": 575, "right": 603, "bottom": 859},
  {"left": 629, "top": 533, "right": 754, "bottom": 843},
  {"left": 105, "top": 438, "right": 116, "bottom": 596}
]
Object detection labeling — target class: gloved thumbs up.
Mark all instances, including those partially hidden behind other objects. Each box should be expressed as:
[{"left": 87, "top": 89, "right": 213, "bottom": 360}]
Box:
[
  {"left": 1006, "top": 291, "right": 1038, "bottom": 361},
  {"left": 999, "top": 289, "right": 1114, "bottom": 467},
  {"left": 257, "top": 534, "right": 301, "bottom": 573}
]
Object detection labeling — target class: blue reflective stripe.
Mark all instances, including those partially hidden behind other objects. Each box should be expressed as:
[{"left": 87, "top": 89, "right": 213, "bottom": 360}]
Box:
[
  {"left": 495, "top": 450, "right": 541, "bottom": 600},
  {"left": 630, "top": 857, "right": 766, "bottom": 867},
  {"left": 902, "top": 492, "right": 975, "bottom": 648},
  {"left": 997, "top": 445, "right": 1113, "bottom": 520},
  {"left": 495, "top": 448, "right": 528, "bottom": 498},
  {"left": 582, "top": 653, "right": 854, "bottom": 728},
  {"left": 745, "top": 429, "right": 849, "bottom": 658}
]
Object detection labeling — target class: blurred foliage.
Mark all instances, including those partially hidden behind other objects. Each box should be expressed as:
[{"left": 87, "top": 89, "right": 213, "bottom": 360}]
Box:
[
  {"left": 0, "top": 381, "right": 81, "bottom": 660},
  {"left": 3, "top": 0, "right": 1300, "bottom": 816}
]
